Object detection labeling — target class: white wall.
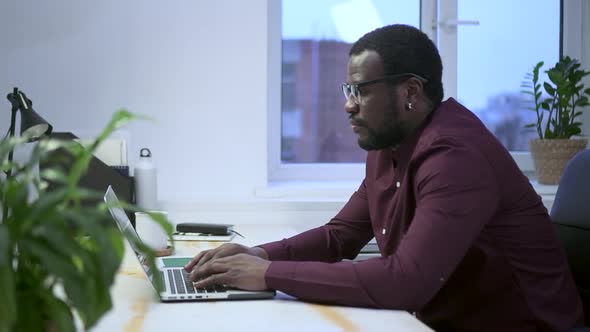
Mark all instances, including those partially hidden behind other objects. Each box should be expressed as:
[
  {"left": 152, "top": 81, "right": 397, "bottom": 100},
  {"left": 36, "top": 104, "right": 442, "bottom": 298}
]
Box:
[{"left": 0, "top": 0, "right": 270, "bottom": 203}]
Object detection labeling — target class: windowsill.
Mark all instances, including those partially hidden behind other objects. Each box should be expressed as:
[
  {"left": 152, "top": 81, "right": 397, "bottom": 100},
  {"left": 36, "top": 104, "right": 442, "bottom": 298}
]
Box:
[
  {"left": 528, "top": 180, "right": 558, "bottom": 196},
  {"left": 256, "top": 178, "right": 558, "bottom": 203}
]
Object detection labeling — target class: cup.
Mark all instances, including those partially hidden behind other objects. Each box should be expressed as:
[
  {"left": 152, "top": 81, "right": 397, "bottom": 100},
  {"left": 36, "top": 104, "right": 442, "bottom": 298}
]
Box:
[{"left": 135, "top": 211, "right": 168, "bottom": 250}]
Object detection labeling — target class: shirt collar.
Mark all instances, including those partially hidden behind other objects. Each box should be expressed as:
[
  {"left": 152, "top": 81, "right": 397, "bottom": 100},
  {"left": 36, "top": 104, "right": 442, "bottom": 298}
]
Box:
[{"left": 391, "top": 98, "right": 452, "bottom": 162}]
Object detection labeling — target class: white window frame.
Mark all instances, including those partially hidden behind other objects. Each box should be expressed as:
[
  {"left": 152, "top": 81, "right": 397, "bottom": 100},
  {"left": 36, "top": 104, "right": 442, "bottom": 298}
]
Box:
[
  {"left": 267, "top": 0, "right": 365, "bottom": 182},
  {"left": 267, "top": 0, "right": 587, "bottom": 184}
]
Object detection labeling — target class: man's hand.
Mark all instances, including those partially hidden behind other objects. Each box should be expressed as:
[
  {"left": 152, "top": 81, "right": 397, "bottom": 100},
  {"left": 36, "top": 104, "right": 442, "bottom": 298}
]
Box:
[
  {"left": 188, "top": 253, "right": 271, "bottom": 291},
  {"left": 184, "top": 243, "right": 268, "bottom": 272}
]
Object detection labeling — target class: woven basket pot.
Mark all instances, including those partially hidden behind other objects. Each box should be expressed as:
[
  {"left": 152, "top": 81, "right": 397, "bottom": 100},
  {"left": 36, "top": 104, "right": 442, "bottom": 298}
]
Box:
[{"left": 530, "top": 138, "right": 588, "bottom": 184}]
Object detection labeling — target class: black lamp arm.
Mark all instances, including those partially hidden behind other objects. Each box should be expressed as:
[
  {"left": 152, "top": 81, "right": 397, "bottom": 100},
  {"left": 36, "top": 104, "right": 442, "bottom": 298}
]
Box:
[
  {"left": 3, "top": 88, "right": 23, "bottom": 221},
  {"left": 2, "top": 96, "right": 18, "bottom": 222},
  {"left": 4, "top": 87, "right": 22, "bottom": 177},
  {"left": 5, "top": 106, "right": 18, "bottom": 177}
]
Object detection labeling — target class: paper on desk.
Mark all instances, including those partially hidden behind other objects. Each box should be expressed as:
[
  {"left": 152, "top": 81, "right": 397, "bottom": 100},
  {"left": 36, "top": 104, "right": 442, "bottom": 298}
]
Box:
[
  {"left": 76, "top": 138, "right": 128, "bottom": 166},
  {"left": 172, "top": 232, "right": 236, "bottom": 242}
]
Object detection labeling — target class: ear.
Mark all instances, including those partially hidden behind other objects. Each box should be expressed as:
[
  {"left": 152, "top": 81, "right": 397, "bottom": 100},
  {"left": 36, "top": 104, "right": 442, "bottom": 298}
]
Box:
[{"left": 404, "top": 77, "right": 425, "bottom": 103}]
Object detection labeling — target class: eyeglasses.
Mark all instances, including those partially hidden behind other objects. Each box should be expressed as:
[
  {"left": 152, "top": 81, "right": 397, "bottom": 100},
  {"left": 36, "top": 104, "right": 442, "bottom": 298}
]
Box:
[{"left": 341, "top": 73, "right": 428, "bottom": 105}]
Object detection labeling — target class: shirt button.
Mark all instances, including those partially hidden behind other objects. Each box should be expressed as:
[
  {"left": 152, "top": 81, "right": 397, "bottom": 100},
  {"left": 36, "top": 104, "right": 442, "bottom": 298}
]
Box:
[
  {"left": 382, "top": 228, "right": 387, "bottom": 235},
  {"left": 395, "top": 181, "right": 400, "bottom": 188}
]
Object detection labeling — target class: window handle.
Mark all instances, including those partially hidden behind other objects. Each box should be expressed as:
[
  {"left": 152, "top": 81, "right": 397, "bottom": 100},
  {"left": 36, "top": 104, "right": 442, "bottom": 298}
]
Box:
[{"left": 434, "top": 19, "right": 480, "bottom": 31}]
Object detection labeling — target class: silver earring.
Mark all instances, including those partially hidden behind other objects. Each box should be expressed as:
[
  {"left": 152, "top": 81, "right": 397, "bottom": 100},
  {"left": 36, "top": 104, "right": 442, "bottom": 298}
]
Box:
[{"left": 406, "top": 102, "right": 413, "bottom": 111}]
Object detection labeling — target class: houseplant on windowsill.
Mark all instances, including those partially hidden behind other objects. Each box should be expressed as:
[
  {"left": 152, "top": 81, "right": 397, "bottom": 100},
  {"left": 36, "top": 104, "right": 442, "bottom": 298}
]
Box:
[
  {"left": 0, "top": 110, "right": 173, "bottom": 332},
  {"left": 521, "top": 56, "right": 590, "bottom": 184}
]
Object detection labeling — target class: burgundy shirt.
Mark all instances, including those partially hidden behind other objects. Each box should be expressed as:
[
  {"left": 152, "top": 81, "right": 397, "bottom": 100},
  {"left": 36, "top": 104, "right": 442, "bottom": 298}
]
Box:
[{"left": 259, "top": 98, "right": 583, "bottom": 332}]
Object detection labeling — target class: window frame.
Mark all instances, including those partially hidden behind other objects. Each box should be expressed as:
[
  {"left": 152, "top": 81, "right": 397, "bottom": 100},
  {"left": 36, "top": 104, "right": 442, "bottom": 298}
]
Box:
[{"left": 268, "top": 0, "right": 584, "bottom": 183}]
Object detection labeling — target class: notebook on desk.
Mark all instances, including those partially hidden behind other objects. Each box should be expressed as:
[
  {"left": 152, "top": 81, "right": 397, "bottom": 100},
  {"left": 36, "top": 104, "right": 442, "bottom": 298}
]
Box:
[{"left": 104, "top": 186, "right": 275, "bottom": 302}]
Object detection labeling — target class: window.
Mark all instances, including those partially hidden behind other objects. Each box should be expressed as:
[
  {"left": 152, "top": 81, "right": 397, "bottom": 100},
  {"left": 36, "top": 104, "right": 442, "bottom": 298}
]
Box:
[
  {"left": 456, "top": 0, "right": 560, "bottom": 152},
  {"left": 280, "top": 0, "right": 420, "bottom": 164},
  {"left": 272, "top": 0, "right": 565, "bottom": 182}
]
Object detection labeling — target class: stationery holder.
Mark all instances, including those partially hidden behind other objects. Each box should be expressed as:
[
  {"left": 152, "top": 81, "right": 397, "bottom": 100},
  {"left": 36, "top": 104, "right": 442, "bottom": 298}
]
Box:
[{"left": 40, "top": 132, "right": 136, "bottom": 227}]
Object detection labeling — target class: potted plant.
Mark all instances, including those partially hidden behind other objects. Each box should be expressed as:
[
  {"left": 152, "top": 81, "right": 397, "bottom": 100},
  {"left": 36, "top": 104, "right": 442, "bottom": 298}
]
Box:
[
  {"left": 521, "top": 56, "right": 590, "bottom": 184},
  {"left": 0, "top": 110, "right": 173, "bottom": 331}
]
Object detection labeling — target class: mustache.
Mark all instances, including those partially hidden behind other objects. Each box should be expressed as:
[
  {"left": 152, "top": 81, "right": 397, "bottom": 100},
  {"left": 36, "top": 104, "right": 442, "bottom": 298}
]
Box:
[{"left": 349, "top": 115, "right": 367, "bottom": 127}]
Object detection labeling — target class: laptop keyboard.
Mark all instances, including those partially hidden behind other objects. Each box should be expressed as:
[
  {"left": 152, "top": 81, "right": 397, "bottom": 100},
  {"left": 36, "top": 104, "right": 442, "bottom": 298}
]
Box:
[{"left": 167, "top": 269, "right": 229, "bottom": 295}]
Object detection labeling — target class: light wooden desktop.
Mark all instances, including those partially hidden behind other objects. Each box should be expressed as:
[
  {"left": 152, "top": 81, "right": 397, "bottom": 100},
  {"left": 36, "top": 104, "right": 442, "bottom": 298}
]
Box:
[{"left": 91, "top": 224, "right": 433, "bottom": 332}]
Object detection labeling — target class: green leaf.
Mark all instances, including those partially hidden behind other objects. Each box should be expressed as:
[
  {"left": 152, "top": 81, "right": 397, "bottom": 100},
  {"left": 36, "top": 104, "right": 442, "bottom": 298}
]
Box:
[
  {"left": 39, "top": 168, "right": 69, "bottom": 185},
  {"left": 44, "top": 296, "right": 75, "bottom": 332},
  {"left": 14, "top": 285, "right": 45, "bottom": 332},
  {"left": 524, "top": 123, "right": 536, "bottom": 128},
  {"left": 4, "top": 182, "right": 31, "bottom": 227},
  {"left": 0, "top": 225, "right": 10, "bottom": 267},
  {"left": 24, "top": 188, "right": 69, "bottom": 228},
  {"left": 546, "top": 129, "right": 554, "bottom": 139},
  {"left": 543, "top": 82, "right": 556, "bottom": 95},
  {"left": 0, "top": 136, "right": 28, "bottom": 163},
  {"left": 33, "top": 225, "right": 88, "bottom": 271},
  {"left": 58, "top": 209, "right": 124, "bottom": 329},
  {"left": 18, "top": 238, "right": 94, "bottom": 326},
  {"left": 63, "top": 209, "right": 123, "bottom": 281},
  {"left": 568, "top": 127, "right": 582, "bottom": 137},
  {"left": 0, "top": 225, "right": 15, "bottom": 332}
]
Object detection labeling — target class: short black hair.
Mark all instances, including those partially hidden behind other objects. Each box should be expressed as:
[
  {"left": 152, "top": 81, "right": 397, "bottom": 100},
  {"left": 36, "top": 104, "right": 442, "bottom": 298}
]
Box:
[{"left": 350, "top": 24, "right": 444, "bottom": 108}]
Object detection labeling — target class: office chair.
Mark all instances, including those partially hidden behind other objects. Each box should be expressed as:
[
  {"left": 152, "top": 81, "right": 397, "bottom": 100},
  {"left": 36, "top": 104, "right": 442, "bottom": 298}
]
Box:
[{"left": 550, "top": 148, "right": 590, "bottom": 330}]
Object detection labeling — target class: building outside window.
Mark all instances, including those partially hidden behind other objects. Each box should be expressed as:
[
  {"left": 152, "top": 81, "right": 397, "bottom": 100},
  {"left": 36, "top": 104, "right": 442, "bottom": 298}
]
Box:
[{"left": 279, "top": 0, "right": 559, "bottom": 167}]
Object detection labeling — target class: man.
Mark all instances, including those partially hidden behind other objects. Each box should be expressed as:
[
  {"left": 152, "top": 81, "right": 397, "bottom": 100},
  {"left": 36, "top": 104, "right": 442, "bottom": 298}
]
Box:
[{"left": 185, "top": 24, "right": 583, "bottom": 331}]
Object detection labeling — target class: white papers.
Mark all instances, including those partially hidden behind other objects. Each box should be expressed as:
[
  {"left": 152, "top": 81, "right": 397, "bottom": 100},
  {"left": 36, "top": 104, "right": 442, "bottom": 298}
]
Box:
[{"left": 172, "top": 232, "right": 235, "bottom": 242}]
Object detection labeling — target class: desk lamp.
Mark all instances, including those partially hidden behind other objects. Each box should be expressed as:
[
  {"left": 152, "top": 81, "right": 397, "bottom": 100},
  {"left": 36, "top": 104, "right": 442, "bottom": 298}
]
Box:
[{"left": 2, "top": 87, "right": 53, "bottom": 220}]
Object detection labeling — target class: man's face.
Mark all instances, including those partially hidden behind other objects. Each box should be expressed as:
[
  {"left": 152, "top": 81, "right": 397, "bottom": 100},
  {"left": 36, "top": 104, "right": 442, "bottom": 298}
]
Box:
[{"left": 345, "top": 50, "right": 410, "bottom": 150}]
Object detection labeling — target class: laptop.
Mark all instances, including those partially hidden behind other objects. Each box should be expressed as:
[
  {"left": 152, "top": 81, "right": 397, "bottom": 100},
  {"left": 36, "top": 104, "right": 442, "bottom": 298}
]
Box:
[{"left": 104, "top": 185, "right": 276, "bottom": 302}]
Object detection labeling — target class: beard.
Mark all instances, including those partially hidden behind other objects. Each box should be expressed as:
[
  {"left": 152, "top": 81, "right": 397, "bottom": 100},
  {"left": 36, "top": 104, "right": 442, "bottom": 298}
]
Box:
[{"left": 357, "top": 105, "right": 408, "bottom": 151}]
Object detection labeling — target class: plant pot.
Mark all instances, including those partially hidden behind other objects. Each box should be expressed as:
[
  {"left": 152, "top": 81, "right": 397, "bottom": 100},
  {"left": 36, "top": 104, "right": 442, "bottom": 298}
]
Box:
[{"left": 530, "top": 138, "right": 588, "bottom": 185}]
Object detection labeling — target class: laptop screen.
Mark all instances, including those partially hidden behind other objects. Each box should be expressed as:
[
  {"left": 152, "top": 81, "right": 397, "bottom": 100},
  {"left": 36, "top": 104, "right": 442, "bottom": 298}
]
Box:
[{"left": 104, "top": 186, "right": 154, "bottom": 281}]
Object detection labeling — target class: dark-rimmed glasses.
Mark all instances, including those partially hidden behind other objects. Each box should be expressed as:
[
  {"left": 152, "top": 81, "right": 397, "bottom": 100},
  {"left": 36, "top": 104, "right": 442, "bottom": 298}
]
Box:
[{"left": 341, "top": 73, "right": 428, "bottom": 105}]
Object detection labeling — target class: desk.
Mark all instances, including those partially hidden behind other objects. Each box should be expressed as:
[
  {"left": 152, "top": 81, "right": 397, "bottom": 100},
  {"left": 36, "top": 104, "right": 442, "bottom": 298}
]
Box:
[{"left": 91, "top": 225, "right": 434, "bottom": 332}]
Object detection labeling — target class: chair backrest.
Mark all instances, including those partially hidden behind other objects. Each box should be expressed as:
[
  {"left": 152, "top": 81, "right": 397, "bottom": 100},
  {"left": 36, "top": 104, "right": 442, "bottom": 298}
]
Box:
[{"left": 550, "top": 148, "right": 590, "bottom": 324}]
